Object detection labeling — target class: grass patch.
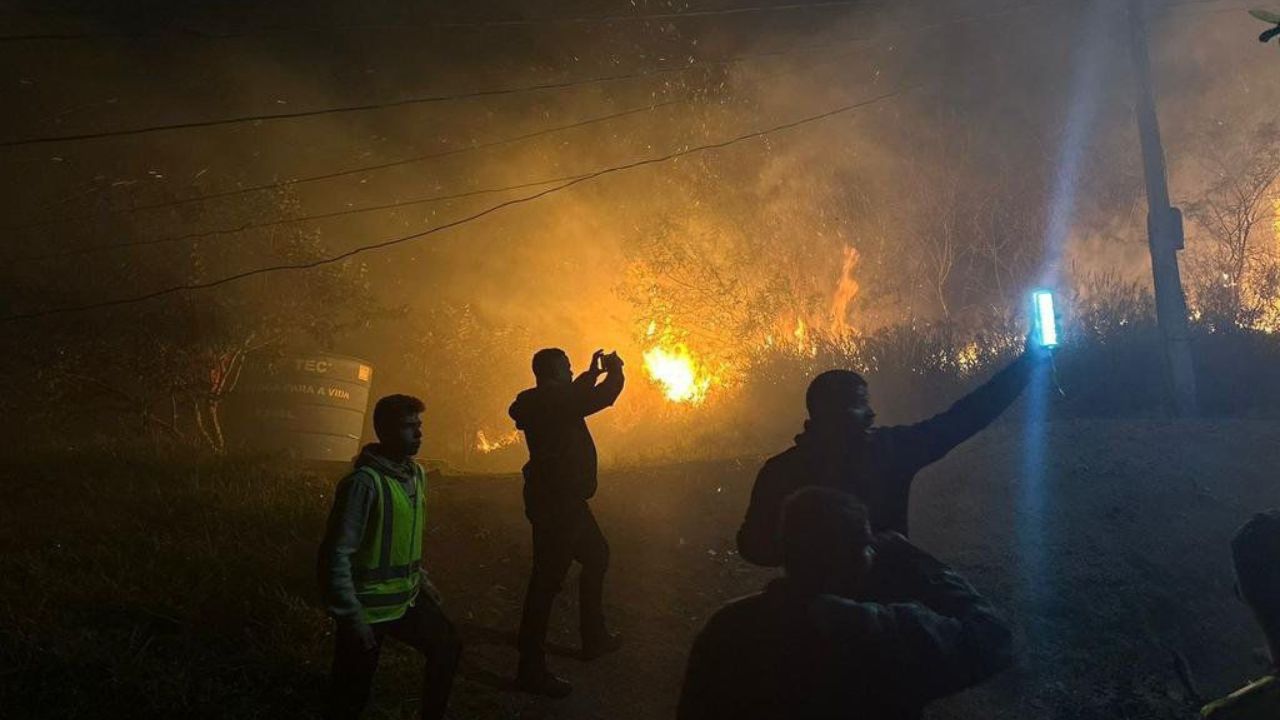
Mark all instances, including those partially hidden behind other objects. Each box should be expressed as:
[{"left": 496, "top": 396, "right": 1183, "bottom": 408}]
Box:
[{"left": 0, "top": 453, "right": 361, "bottom": 719}]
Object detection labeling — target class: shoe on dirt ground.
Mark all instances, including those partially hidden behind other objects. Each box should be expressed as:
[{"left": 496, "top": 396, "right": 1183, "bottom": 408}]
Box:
[
  {"left": 580, "top": 633, "right": 623, "bottom": 661},
  {"left": 515, "top": 668, "right": 573, "bottom": 698}
]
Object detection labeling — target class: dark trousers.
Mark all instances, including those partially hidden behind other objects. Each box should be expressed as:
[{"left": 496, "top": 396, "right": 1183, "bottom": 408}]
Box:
[
  {"left": 517, "top": 500, "right": 610, "bottom": 671},
  {"left": 326, "top": 592, "right": 461, "bottom": 720}
]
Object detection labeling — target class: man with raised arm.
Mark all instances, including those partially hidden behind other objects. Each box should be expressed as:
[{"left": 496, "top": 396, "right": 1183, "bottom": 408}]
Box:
[
  {"left": 738, "top": 339, "right": 1049, "bottom": 566},
  {"left": 510, "top": 348, "right": 626, "bottom": 697}
]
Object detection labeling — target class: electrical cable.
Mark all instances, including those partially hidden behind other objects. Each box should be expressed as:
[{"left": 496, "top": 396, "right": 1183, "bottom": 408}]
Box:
[
  {"left": 6, "top": 0, "right": 1058, "bottom": 229},
  {"left": 24, "top": 43, "right": 866, "bottom": 259},
  {"left": 2, "top": 82, "right": 922, "bottom": 322},
  {"left": 1, "top": 0, "right": 1073, "bottom": 319},
  {"left": 0, "top": 26, "right": 891, "bottom": 149},
  {"left": 0, "top": 1, "right": 878, "bottom": 41}
]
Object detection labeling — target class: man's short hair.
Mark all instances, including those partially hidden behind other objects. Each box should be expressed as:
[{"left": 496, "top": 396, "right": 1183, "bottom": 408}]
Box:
[
  {"left": 532, "top": 348, "right": 569, "bottom": 379},
  {"left": 781, "top": 486, "right": 871, "bottom": 583},
  {"left": 1232, "top": 510, "right": 1280, "bottom": 622},
  {"left": 373, "top": 394, "right": 425, "bottom": 437},
  {"left": 806, "top": 369, "right": 868, "bottom": 418}
]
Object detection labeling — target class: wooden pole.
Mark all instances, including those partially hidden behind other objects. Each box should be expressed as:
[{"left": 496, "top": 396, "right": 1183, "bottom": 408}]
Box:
[{"left": 1128, "top": 0, "right": 1198, "bottom": 416}]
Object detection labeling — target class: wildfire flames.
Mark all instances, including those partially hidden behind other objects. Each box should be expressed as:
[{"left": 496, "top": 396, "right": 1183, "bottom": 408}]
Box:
[
  {"left": 954, "top": 341, "right": 982, "bottom": 376},
  {"left": 639, "top": 246, "right": 861, "bottom": 405},
  {"left": 763, "top": 317, "right": 820, "bottom": 357},
  {"left": 642, "top": 343, "right": 717, "bottom": 404},
  {"left": 830, "top": 246, "right": 860, "bottom": 336},
  {"left": 475, "top": 430, "right": 520, "bottom": 453}
]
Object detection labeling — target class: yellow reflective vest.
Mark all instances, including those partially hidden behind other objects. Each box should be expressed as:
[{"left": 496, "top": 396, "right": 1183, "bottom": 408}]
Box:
[{"left": 351, "top": 462, "right": 425, "bottom": 624}]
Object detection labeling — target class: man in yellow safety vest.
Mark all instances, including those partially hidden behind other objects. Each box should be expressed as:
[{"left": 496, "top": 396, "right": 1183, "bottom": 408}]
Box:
[{"left": 318, "top": 394, "right": 461, "bottom": 720}]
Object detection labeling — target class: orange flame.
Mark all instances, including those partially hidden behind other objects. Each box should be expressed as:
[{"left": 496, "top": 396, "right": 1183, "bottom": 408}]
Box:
[
  {"left": 954, "top": 341, "right": 981, "bottom": 375},
  {"left": 830, "top": 246, "right": 860, "bottom": 335},
  {"left": 643, "top": 343, "right": 716, "bottom": 404},
  {"left": 475, "top": 430, "right": 520, "bottom": 453}
]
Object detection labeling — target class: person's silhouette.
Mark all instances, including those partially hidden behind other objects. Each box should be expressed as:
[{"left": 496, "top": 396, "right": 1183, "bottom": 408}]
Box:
[
  {"left": 509, "top": 348, "right": 625, "bottom": 697},
  {"left": 1201, "top": 510, "right": 1280, "bottom": 718},
  {"left": 679, "top": 486, "right": 1012, "bottom": 719},
  {"left": 317, "top": 394, "right": 460, "bottom": 720},
  {"left": 738, "top": 337, "right": 1049, "bottom": 566}
]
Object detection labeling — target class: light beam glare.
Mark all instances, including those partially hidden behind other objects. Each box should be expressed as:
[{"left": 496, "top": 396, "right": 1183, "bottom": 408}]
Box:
[
  {"left": 1034, "top": 291, "right": 1059, "bottom": 348},
  {"left": 1018, "top": 1, "right": 1111, "bottom": 639}
]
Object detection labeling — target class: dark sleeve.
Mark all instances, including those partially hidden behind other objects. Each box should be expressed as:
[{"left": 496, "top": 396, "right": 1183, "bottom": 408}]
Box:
[
  {"left": 856, "top": 535, "right": 1013, "bottom": 701},
  {"left": 885, "top": 353, "right": 1033, "bottom": 473},
  {"left": 317, "top": 472, "right": 377, "bottom": 620},
  {"left": 508, "top": 398, "right": 525, "bottom": 429},
  {"left": 573, "top": 367, "right": 625, "bottom": 417},
  {"left": 736, "top": 459, "right": 790, "bottom": 567},
  {"left": 677, "top": 622, "right": 720, "bottom": 720}
]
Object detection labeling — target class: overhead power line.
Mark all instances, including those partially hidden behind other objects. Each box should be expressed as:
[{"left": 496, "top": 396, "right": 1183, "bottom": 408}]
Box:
[
  {"left": 2, "top": 0, "right": 1070, "bottom": 320},
  {"left": 9, "top": 0, "right": 1060, "bottom": 230},
  {"left": 5, "top": 95, "right": 692, "bottom": 230},
  {"left": 5, "top": 0, "right": 1223, "bottom": 44},
  {"left": 4, "top": 44, "right": 844, "bottom": 232},
  {"left": 0, "top": 59, "right": 744, "bottom": 148},
  {"left": 0, "top": 0, "right": 1053, "bottom": 149},
  {"left": 25, "top": 44, "right": 867, "bottom": 257},
  {"left": 27, "top": 173, "right": 592, "bottom": 259},
  {"left": 0, "top": 7, "right": 905, "bottom": 149},
  {"left": 2, "top": 82, "right": 921, "bottom": 323},
  {"left": 395, "top": 0, "right": 872, "bottom": 28},
  {"left": 0, "top": 1, "right": 872, "bottom": 42}
]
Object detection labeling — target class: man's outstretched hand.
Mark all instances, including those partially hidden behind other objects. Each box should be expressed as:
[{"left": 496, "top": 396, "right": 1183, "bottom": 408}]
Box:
[
  {"left": 590, "top": 349, "right": 606, "bottom": 374},
  {"left": 1023, "top": 331, "right": 1053, "bottom": 364}
]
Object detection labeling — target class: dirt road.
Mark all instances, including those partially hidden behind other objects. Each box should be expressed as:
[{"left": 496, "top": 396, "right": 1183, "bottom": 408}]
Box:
[
  {"left": 4, "top": 418, "right": 1279, "bottom": 719},
  {"left": 430, "top": 419, "right": 1280, "bottom": 720}
]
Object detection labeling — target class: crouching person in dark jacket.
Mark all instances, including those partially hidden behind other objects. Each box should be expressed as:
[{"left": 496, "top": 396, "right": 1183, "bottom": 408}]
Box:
[
  {"left": 317, "top": 394, "right": 461, "bottom": 720},
  {"left": 680, "top": 486, "right": 1013, "bottom": 720},
  {"left": 510, "top": 348, "right": 625, "bottom": 697}
]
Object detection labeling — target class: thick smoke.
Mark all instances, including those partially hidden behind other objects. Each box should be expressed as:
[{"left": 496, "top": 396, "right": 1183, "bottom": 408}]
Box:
[{"left": 2, "top": 0, "right": 1278, "bottom": 467}]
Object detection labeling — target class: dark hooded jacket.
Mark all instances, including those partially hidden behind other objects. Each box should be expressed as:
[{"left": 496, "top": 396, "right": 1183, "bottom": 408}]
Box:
[
  {"left": 317, "top": 443, "right": 422, "bottom": 619},
  {"left": 738, "top": 354, "right": 1034, "bottom": 566},
  {"left": 509, "top": 366, "right": 624, "bottom": 516},
  {"left": 678, "top": 534, "right": 1014, "bottom": 720}
]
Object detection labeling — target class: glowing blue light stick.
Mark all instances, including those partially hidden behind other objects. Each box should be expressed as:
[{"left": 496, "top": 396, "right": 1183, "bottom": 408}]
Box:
[{"left": 1032, "top": 290, "right": 1058, "bottom": 349}]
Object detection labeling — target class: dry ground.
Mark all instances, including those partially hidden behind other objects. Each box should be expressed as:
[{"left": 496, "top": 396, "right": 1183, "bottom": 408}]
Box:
[{"left": 3, "top": 418, "right": 1279, "bottom": 719}]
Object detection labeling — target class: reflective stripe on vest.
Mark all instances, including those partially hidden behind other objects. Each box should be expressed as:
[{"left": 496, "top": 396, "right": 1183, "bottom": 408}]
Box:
[
  {"left": 353, "top": 562, "right": 420, "bottom": 583},
  {"left": 356, "top": 589, "right": 418, "bottom": 608},
  {"left": 351, "top": 462, "right": 426, "bottom": 623}
]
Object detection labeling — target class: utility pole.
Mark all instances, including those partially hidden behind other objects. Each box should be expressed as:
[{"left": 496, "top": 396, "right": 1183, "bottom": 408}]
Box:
[{"left": 1127, "top": 0, "right": 1198, "bottom": 417}]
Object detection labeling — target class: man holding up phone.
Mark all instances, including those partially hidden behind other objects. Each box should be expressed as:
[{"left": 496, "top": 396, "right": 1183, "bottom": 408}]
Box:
[{"left": 509, "top": 347, "right": 626, "bottom": 696}]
